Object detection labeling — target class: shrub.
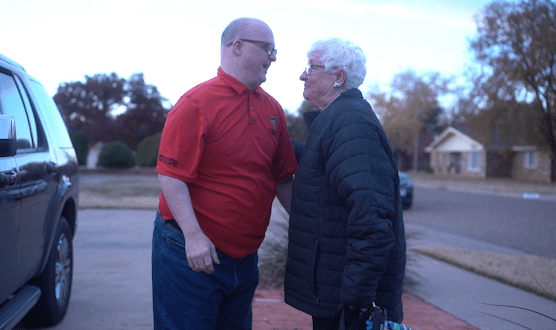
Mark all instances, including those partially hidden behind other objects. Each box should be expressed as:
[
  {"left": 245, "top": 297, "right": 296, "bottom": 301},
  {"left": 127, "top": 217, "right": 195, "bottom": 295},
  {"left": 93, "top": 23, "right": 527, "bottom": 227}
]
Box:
[
  {"left": 69, "top": 129, "right": 90, "bottom": 166},
  {"left": 258, "top": 201, "right": 289, "bottom": 288},
  {"left": 136, "top": 133, "right": 161, "bottom": 167},
  {"left": 97, "top": 141, "right": 136, "bottom": 169}
]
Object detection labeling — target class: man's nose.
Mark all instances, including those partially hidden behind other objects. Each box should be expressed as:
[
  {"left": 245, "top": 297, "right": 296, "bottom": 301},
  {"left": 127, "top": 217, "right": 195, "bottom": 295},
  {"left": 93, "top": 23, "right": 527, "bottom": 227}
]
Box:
[{"left": 269, "top": 50, "right": 277, "bottom": 62}]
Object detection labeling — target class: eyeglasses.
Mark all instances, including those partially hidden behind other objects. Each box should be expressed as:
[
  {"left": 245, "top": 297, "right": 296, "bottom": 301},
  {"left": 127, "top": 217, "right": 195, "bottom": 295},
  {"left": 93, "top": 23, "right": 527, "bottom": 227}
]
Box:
[
  {"left": 228, "top": 39, "right": 277, "bottom": 56},
  {"left": 305, "top": 64, "right": 325, "bottom": 75}
]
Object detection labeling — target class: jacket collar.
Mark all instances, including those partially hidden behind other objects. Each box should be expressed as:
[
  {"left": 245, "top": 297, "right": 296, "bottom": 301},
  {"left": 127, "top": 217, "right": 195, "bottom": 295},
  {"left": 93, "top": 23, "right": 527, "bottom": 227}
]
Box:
[
  {"left": 303, "top": 110, "right": 319, "bottom": 131},
  {"left": 339, "top": 88, "right": 363, "bottom": 99},
  {"left": 302, "top": 88, "right": 362, "bottom": 130}
]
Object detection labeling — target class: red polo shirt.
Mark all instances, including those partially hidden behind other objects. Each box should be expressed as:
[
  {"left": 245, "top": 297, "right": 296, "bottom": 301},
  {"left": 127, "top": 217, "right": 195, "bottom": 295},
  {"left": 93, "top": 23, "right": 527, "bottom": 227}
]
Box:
[{"left": 156, "top": 67, "right": 297, "bottom": 259}]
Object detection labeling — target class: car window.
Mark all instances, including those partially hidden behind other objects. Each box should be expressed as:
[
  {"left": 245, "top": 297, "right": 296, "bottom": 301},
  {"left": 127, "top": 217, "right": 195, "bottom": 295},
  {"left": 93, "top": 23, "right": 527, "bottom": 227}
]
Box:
[
  {"left": 0, "top": 72, "right": 34, "bottom": 150},
  {"left": 28, "top": 79, "right": 74, "bottom": 149},
  {"left": 14, "top": 74, "right": 42, "bottom": 148}
]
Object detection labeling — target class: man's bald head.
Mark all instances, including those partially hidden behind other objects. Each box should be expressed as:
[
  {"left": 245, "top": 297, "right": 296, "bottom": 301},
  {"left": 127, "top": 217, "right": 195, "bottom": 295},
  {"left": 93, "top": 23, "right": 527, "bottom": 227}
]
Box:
[
  {"left": 221, "top": 17, "right": 271, "bottom": 46},
  {"left": 220, "top": 17, "right": 276, "bottom": 89}
]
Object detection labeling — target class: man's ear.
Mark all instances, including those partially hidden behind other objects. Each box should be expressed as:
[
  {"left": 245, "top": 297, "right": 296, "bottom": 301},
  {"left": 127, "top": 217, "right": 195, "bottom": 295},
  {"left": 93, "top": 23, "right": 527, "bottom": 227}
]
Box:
[{"left": 231, "top": 39, "right": 242, "bottom": 55}]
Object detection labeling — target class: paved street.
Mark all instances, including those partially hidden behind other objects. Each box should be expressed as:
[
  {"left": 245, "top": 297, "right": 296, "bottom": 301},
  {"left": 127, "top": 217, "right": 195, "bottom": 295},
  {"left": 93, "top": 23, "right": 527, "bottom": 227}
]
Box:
[{"left": 405, "top": 186, "right": 556, "bottom": 258}]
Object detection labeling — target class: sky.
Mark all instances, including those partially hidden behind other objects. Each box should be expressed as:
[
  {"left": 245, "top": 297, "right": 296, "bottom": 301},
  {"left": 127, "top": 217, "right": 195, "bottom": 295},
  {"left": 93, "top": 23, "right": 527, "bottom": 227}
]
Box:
[{"left": 2, "top": 0, "right": 494, "bottom": 114}]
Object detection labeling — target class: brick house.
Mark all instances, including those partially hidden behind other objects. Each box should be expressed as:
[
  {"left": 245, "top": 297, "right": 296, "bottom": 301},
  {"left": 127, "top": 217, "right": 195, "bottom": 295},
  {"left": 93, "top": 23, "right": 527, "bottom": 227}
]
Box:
[
  {"left": 425, "top": 127, "right": 555, "bottom": 183},
  {"left": 511, "top": 146, "right": 553, "bottom": 183},
  {"left": 424, "top": 127, "right": 486, "bottom": 179}
]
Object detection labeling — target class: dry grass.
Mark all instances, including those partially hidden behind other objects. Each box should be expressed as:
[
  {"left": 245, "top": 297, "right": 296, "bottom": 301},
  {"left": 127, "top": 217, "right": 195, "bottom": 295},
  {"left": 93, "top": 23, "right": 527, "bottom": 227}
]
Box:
[
  {"left": 79, "top": 191, "right": 159, "bottom": 209},
  {"left": 413, "top": 245, "right": 556, "bottom": 300},
  {"left": 82, "top": 180, "right": 162, "bottom": 197},
  {"left": 79, "top": 175, "right": 160, "bottom": 209}
]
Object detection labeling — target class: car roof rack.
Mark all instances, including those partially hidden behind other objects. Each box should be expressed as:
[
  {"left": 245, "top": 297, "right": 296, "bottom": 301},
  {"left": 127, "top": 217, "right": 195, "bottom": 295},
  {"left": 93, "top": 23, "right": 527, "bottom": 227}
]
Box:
[{"left": 0, "top": 53, "right": 26, "bottom": 72}]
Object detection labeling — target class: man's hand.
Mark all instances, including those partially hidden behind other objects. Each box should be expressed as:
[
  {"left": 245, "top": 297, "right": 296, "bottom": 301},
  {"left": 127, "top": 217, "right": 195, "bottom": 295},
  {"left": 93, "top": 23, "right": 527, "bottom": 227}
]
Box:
[
  {"left": 185, "top": 230, "right": 220, "bottom": 274},
  {"left": 158, "top": 174, "right": 221, "bottom": 274}
]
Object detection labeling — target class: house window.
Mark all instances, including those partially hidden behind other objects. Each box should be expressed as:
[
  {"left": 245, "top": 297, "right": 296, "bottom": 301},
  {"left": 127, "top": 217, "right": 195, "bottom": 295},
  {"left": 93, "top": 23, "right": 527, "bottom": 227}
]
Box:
[
  {"left": 524, "top": 151, "right": 538, "bottom": 168},
  {"left": 468, "top": 151, "right": 480, "bottom": 171}
]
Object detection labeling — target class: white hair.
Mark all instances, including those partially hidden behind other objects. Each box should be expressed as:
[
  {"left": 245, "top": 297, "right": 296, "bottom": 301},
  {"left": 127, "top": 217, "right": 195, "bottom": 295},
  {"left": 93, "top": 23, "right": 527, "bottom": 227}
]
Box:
[{"left": 308, "top": 38, "right": 367, "bottom": 89}]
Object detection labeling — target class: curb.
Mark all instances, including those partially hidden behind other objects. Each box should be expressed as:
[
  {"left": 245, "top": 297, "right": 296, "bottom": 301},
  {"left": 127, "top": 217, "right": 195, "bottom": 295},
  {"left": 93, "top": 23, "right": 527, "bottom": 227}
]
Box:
[{"left": 78, "top": 166, "right": 157, "bottom": 176}]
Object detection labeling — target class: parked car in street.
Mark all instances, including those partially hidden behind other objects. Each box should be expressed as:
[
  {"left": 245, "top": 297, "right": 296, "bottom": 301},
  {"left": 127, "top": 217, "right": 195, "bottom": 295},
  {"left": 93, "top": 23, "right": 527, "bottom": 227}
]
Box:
[
  {"left": 399, "top": 171, "right": 413, "bottom": 210},
  {"left": 0, "top": 53, "right": 79, "bottom": 329}
]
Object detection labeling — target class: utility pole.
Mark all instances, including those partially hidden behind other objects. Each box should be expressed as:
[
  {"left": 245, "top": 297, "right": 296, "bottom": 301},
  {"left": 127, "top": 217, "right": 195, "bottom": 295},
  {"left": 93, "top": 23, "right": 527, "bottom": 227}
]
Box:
[
  {"left": 412, "top": 106, "right": 423, "bottom": 173},
  {"left": 413, "top": 134, "right": 419, "bottom": 173}
]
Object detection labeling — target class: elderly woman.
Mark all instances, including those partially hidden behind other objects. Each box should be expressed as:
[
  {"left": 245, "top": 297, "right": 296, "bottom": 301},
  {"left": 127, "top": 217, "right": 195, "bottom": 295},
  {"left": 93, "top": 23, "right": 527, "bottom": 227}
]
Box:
[{"left": 284, "top": 38, "right": 407, "bottom": 329}]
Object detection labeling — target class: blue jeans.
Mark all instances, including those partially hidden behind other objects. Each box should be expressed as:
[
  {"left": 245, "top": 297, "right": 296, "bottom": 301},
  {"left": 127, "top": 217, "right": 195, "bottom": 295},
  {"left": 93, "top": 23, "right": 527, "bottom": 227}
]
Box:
[{"left": 152, "top": 212, "right": 259, "bottom": 330}]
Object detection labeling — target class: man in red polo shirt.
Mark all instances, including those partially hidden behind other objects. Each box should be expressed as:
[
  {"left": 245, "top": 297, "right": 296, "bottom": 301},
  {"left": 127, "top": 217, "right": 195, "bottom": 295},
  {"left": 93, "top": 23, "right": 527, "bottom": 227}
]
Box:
[{"left": 152, "top": 17, "right": 297, "bottom": 330}]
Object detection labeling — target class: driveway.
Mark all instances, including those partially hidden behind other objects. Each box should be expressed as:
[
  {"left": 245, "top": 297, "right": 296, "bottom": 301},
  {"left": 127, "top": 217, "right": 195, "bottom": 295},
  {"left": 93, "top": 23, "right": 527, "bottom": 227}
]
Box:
[{"left": 43, "top": 209, "right": 155, "bottom": 330}]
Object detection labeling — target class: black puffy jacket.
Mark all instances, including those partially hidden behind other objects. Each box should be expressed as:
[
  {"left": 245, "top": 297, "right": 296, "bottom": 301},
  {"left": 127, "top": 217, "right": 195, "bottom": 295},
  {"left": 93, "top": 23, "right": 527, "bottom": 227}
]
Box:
[{"left": 284, "top": 89, "right": 406, "bottom": 321}]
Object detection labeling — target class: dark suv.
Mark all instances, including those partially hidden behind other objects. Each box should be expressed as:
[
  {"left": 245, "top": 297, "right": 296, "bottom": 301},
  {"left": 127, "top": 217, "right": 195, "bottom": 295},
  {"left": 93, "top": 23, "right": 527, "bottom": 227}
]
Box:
[{"left": 0, "top": 53, "right": 79, "bottom": 329}]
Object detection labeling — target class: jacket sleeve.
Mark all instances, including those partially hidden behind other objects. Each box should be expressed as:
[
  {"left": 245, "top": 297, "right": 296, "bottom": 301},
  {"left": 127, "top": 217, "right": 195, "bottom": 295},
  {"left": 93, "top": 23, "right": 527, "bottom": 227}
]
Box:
[{"left": 323, "top": 111, "right": 397, "bottom": 308}]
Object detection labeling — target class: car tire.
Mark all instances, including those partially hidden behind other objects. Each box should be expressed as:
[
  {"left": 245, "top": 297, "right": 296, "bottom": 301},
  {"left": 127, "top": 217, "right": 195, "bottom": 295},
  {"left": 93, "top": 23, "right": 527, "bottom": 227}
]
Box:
[
  {"left": 402, "top": 202, "right": 412, "bottom": 210},
  {"left": 23, "top": 216, "right": 73, "bottom": 327}
]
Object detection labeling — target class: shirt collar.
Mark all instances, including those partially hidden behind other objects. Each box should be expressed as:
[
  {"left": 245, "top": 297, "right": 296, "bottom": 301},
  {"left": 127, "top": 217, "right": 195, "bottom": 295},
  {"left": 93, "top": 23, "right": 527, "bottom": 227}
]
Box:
[{"left": 217, "top": 67, "right": 262, "bottom": 95}]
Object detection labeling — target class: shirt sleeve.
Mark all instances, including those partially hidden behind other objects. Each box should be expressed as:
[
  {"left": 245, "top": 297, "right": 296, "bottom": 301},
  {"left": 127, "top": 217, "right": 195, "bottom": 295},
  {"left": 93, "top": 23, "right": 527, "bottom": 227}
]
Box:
[{"left": 156, "top": 95, "right": 207, "bottom": 183}]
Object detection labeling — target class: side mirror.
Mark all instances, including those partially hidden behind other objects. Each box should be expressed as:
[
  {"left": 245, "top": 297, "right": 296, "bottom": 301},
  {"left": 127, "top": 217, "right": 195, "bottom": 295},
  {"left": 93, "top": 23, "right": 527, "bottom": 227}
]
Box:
[{"left": 0, "top": 115, "right": 17, "bottom": 157}]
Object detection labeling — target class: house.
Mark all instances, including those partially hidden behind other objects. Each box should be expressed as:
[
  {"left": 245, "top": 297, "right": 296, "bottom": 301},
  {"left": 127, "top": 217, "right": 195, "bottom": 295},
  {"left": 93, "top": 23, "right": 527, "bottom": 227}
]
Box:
[
  {"left": 425, "top": 127, "right": 555, "bottom": 183},
  {"left": 511, "top": 145, "right": 553, "bottom": 183},
  {"left": 86, "top": 142, "right": 105, "bottom": 169},
  {"left": 424, "top": 127, "right": 486, "bottom": 178}
]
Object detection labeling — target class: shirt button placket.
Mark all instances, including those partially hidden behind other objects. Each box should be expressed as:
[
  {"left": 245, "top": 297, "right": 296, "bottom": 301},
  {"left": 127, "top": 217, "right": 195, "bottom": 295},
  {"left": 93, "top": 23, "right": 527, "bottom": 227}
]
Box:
[{"left": 249, "top": 105, "right": 255, "bottom": 124}]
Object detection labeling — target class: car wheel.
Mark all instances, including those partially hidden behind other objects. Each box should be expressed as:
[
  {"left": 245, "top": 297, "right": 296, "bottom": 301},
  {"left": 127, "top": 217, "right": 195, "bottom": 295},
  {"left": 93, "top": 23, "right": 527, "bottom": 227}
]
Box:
[
  {"left": 402, "top": 202, "right": 412, "bottom": 210},
  {"left": 23, "top": 216, "right": 73, "bottom": 327}
]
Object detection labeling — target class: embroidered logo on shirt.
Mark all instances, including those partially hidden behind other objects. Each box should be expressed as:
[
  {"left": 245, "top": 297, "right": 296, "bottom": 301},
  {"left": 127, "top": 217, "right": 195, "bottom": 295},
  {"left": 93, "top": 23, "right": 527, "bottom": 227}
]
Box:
[
  {"left": 270, "top": 116, "right": 277, "bottom": 134},
  {"left": 158, "top": 154, "right": 178, "bottom": 167}
]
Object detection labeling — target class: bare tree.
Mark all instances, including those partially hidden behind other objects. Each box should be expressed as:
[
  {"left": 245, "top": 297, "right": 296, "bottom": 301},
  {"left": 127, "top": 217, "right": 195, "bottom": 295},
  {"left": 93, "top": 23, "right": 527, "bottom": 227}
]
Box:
[
  {"left": 285, "top": 100, "right": 316, "bottom": 143},
  {"left": 368, "top": 70, "right": 449, "bottom": 170},
  {"left": 470, "top": 0, "right": 556, "bottom": 180}
]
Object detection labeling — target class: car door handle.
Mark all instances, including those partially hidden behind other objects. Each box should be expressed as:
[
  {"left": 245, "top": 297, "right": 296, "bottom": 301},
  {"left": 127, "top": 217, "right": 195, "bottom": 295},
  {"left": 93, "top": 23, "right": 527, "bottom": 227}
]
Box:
[
  {"left": 46, "top": 162, "right": 58, "bottom": 175},
  {"left": 0, "top": 170, "right": 18, "bottom": 188}
]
